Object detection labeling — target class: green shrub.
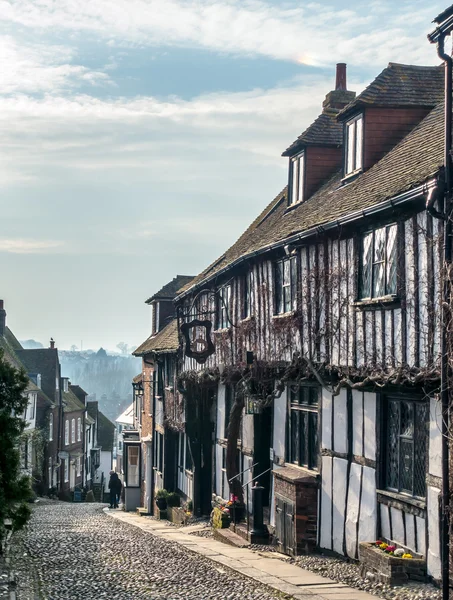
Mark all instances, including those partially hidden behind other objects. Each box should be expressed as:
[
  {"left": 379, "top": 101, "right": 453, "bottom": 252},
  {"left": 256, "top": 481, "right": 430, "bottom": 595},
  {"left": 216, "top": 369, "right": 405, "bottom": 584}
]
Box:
[
  {"left": 156, "top": 488, "right": 168, "bottom": 499},
  {"left": 167, "top": 492, "right": 180, "bottom": 507}
]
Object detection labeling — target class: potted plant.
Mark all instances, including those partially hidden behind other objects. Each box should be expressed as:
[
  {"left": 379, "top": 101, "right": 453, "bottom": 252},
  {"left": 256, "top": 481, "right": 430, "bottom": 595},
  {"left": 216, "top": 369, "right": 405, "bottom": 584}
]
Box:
[{"left": 156, "top": 488, "right": 168, "bottom": 510}]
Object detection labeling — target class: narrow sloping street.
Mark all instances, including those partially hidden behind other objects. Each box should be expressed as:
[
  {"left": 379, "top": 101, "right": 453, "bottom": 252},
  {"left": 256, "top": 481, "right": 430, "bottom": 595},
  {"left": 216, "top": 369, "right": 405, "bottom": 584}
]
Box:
[{"left": 9, "top": 501, "right": 286, "bottom": 600}]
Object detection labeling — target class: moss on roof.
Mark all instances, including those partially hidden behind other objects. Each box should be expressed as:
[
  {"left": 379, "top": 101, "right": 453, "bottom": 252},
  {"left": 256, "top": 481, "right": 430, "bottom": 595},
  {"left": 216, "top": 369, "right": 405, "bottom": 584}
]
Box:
[
  {"left": 63, "top": 389, "right": 85, "bottom": 413},
  {"left": 97, "top": 411, "right": 115, "bottom": 451},
  {"left": 133, "top": 319, "right": 179, "bottom": 356}
]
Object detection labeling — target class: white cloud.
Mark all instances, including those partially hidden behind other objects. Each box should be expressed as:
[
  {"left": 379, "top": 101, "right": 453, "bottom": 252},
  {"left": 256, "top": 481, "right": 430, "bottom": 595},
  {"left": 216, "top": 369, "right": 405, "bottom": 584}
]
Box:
[
  {"left": 0, "top": 239, "right": 63, "bottom": 253},
  {"left": 0, "top": 0, "right": 444, "bottom": 66},
  {"left": 0, "top": 35, "right": 112, "bottom": 95}
]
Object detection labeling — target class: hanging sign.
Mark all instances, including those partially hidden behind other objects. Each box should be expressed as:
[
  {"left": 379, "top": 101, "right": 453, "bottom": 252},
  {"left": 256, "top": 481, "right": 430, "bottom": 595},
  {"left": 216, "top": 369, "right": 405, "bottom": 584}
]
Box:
[{"left": 180, "top": 319, "right": 215, "bottom": 364}]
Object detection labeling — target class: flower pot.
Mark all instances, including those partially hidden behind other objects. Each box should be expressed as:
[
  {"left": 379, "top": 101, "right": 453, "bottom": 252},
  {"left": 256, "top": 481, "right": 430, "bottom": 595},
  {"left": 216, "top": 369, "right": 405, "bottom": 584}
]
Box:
[{"left": 156, "top": 497, "right": 167, "bottom": 510}]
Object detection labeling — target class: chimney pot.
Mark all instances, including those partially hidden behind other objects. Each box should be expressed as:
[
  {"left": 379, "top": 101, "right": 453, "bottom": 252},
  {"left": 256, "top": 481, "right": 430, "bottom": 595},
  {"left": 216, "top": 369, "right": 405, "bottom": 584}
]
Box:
[
  {"left": 50, "top": 338, "right": 55, "bottom": 349},
  {"left": 336, "top": 63, "right": 347, "bottom": 91}
]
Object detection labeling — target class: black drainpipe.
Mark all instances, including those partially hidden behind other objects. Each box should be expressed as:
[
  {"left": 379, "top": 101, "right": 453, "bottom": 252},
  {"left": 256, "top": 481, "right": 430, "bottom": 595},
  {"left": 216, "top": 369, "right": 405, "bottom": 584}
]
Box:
[{"left": 431, "top": 31, "right": 452, "bottom": 600}]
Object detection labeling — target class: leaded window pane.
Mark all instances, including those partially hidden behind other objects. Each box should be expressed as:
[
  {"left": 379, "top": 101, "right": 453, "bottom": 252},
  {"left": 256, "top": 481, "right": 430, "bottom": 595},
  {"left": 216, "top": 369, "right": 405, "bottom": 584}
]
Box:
[
  {"left": 361, "top": 232, "right": 373, "bottom": 298},
  {"left": 275, "top": 262, "right": 283, "bottom": 314},
  {"left": 386, "top": 224, "right": 397, "bottom": 295},
  {"left": 373, "top": 261, "right": 385, "bottom": 298},
  {"left": 290, "top": 256, "right": 297, "bottom": 310},
  {"left": 283, "top": 285, "right": 291, "bottom": 314},
  {"left": 299, "top": 412, "right": 308, "bottom": 465},
  {"left": 386, "top": 397, "right": 427, "bottom": 499}
]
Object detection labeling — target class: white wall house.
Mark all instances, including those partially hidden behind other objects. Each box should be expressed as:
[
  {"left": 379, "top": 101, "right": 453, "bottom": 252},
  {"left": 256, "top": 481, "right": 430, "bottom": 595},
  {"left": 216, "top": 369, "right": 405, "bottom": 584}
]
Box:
[{"left": 115, "top": 403, "right": 134, "bottom": 476}]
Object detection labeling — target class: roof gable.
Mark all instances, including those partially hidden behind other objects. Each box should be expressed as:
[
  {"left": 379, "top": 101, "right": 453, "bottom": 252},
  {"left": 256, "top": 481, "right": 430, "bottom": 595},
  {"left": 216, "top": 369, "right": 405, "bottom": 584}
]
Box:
[
  {"left": 338, "top": 63, "right": 444, "bottom": 120},
  {"left": 145, "top": 275, "right": 194, "bottom": 304}
]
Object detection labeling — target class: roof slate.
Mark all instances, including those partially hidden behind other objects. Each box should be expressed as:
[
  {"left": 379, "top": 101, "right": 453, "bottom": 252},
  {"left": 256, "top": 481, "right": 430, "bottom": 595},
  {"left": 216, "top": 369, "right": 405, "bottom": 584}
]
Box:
[
  {"left": 63, "top": 389, "right": 85, "bottom": 413},
  {"left": 282, "top": 109, "right": 343, "bottom": 157},
  {"left": 179, "top": 99, "right": 444, "bottom": 297},
  {"left": 338, "top": 63, "right": 444, "bottom": 120},
  {"left": 145, "top": 275, "right": 194, "bottom": 304},
  {"left": 97, "top": 411, "right": 115, "bottom": 451},
  {"left": 133, "top": 319, "right": 179, "bottom": 356}
]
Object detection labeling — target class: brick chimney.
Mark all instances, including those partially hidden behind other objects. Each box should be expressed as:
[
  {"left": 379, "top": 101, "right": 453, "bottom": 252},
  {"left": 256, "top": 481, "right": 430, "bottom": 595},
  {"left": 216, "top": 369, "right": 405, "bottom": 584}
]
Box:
[
  {"left": 322, "top": 63, "right": 355, "bottom": 112},
  {"left": 49, "top": 338, "right": 55, "bottom": 349},
  {"left": 0, "top": 300, "right": 5, "bottom": 337}
]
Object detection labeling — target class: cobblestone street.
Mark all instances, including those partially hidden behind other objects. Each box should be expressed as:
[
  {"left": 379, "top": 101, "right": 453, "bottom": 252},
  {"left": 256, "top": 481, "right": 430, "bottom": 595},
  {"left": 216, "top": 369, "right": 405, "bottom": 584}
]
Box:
[{"left": 9, "top": 501, "right": 285, "bottom": 600}]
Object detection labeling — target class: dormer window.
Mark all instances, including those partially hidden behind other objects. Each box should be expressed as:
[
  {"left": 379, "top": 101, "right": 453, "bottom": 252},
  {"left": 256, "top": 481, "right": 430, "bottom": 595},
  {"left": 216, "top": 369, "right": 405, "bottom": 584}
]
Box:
[
  {"left": 345, "top": 114, "right": 363, "bottom": 176},
  {"left": 289, "top": 152, "right": 305, "bottom": 205},
  {"left": 151, "top": 302, "right": 160, "bottom": 335}
]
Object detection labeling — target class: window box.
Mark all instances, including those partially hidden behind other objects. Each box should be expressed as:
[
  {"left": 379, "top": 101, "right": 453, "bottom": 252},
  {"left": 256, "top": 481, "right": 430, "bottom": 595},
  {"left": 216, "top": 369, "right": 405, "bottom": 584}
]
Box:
[{"left": 359, "top": 542, "right": 426, "bottom": 586}]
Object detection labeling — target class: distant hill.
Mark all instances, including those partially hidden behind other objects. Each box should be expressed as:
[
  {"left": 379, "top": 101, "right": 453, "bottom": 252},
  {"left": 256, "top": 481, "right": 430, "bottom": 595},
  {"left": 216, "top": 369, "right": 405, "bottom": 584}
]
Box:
[
  {"left": 59, "top": 348, "right": 141, "bottom": 421},
  {"left": 20, "top": 339, "right": 44, "bottom": 349}
]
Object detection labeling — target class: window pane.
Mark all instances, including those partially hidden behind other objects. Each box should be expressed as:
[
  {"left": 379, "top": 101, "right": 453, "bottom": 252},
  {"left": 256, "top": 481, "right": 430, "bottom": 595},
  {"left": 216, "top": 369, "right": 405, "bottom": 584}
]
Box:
[
  {"left": 291, "top": 411, "right": 299, "bottom": 463},
  {"left": 309, "top": 387, "right": 319, "bottom": 406},
  {"left": 275, "top": 262, "right": 283, "bottom": 313},
  {"left": 414, "top": 403, "right": 427, "bottom": 497},
  {"left": 386, "top": 401, "right": 399, "bottom": 490},
  {"left": 283, "top": 285, "right": 291, "bottom": 313},
  {"left": 373, "top": 227, "right": 386, "bottom": 297},
  {"left": 400, "top": 439, "right": 414, "bottom": 494},
  {"left": 290, "top": 257, "right": 297, "bottom": 309},
  {"left": 361, "top": 232, "right": 373, "bottom": 298},
  {"left": 355, "top": 116, "right": 363, "bottom": 170},
  {"left": 299, "top": 411, "right": 308, "bottom": 466},
  {"left": 283, "top": 259, "right": 290, "bottom": 286},
  {"left": 386, "top": 225, "right": 397, "bottom": 295},
  {"left": 400, "top": 402, "right": 414, "bottom": 437},
  {"left": 292, "top": 158, "right": 299, "bottom": 204},
  {"left": 346, "top": 121, "right": 355, "bottom": 174},
  {"left": 297, "top": 154, "right": 304, "bottom": 202},
  {"left": 309, "top": 412, "right": 318, "bottom": 470},
  {"left": 127, "top": 446, "right": 139, "bottom": 487}
]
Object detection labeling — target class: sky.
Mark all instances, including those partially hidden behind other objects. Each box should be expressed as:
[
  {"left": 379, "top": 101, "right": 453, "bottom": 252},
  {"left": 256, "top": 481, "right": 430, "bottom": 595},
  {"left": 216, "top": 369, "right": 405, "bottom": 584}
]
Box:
[{"left": 0, "top": 0, "right": 448, "bottom": 351}]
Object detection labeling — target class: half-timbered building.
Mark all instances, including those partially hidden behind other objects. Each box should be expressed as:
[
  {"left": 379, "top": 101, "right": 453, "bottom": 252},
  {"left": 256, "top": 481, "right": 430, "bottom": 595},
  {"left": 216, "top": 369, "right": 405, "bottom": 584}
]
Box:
[{"left": 174, "top": 62, "right": 446, "bottom": 582}]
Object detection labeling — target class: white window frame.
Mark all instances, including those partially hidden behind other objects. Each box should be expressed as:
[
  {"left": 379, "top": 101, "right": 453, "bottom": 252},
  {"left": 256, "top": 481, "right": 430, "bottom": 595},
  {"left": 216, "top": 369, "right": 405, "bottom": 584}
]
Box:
[
  {"left": 64, "top": 459, "right": 69, "bottom": 482},
  {"left": 71, "top": 418, "right": 75, "bottom": 444},
  {"left": 345, "top": 114, "right": 363, "bottom": 176},
  {"left": 64, "top": 420, "right": 69, "bottom": 446},
  {"left": 217, "top": 285, "right": 231, "bottom": 330},
  {"left": 289, "top": 151, "right": 305, "bottom": 205},
  {"left": 26, "top": 392, "right": 36, "bottom": 421},
  {"left": 77, "top": 417, "right": 82, "bottom": 442},
  {"left": 76, "top": 456, "right": 81, "bottom": 476},
  {"left": 49, "top": 417, "right": 53, "bottom": 441}
]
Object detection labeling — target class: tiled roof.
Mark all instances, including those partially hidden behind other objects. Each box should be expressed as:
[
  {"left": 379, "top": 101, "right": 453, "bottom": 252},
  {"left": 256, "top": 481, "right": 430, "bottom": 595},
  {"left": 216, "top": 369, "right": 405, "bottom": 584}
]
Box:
[
  {"left": 145, "top": 275, "right": 194, "bottom": 304},
  {"left": 282, "top": 109, "right": 343, "bottom": 157},
  {"left": 86, "top": 401, "right": 98, "bottom": 421},
  {"left": 133, "top": 319, "right": 179, "bottom": 356},
  {"left": 63, "top": 389, "right": 85, "bottom": 413},
  {"left": 97, "top": 411, "right": 115, "bottom": 451},
  {"left": 338, "top": 63, "right": 444, "bottom": 120},
  {"left": 179, "top": 99, "right": 444, "bottom": 297}
]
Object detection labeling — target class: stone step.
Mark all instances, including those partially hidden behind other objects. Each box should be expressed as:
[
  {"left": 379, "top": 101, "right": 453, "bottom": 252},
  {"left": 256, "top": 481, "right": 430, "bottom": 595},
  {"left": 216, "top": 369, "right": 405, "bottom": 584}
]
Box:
[
  {"left": 137, "top": 507, "right": 151, "bottom": 516},
  {"left": 213, "top": 528, "right": 250, "bottom": 548}
]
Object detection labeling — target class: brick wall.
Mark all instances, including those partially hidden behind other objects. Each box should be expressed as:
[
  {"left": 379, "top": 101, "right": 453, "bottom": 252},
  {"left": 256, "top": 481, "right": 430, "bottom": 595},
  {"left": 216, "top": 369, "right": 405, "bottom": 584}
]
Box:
[
  {"left": 273, "top": 466, "right": 319, "bottom": 555},
  {"left": 364, "top": 107, "right": 431, "bottom": 170},
  {"left": 305, "top": 146, "right": 342, "bottom": 201}
]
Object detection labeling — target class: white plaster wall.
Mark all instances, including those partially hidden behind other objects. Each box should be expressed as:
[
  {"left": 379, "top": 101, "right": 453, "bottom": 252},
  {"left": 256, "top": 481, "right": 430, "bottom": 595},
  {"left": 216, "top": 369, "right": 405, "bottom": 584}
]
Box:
[
  {"left": 320, "top": 456, "right": 332, "bottom": 550},
  {"left": 215, "top": 444, "right": 223, "bottom": 498},
  {"left": 405, "top": 513, "right": 416, "bottom": 553},
  {"left": 273, "top": 390, "right": 286, "bottom": 461},
  {"left": 332, "top": 457, "right": 348, "bottom": 554},
  {"left": 321, "top": 389, "right": 332, "bottom": 450},
  {"left": 358, "top": 466, "right": 377, "bottom": 544},
  {"left": 363, "top": 393, "right": 376, "bottom": 461},
  {"left": 100, "top": 450, "right": 112, "bottom": 492},
  {"left": 427, "top": 486, "right": 441, "bottom": 580},
  {"left": 380, "top": 504, "right": 391, "bottom": 541},
  {"left": 352, "top": 391, "right": 363, "bottom": 457},
  {"left": 242, "top": 414, "right": 254, "bottom": 450},
  {"left": 217, "top": 384, "right": 225, "bottom": 437},
  {"left": 333, "top": 390, "right": 347, "bottom": 455},
  {"left": 416, "top": 516, "right": 426, "bottom": 556},
  {"left": 345, "top": 462, "right": 362, "bottom": 558},
  {"left": 429, "top": 396, "right": 442, "bottom": 478},
  {"left": 390, "top": 507, "right": 405, "bottom": 544}
]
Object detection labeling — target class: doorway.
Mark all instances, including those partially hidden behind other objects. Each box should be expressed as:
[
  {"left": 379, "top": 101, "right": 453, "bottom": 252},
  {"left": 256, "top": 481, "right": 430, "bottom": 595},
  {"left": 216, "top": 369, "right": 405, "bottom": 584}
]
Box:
[{"left": 253, "top": 406, "right": 273, "bottom": 508}]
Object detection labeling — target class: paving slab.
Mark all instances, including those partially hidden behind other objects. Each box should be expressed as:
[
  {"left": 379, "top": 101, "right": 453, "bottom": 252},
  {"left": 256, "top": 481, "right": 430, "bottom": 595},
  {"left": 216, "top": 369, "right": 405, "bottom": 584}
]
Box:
[{"left": 107, "top": 511, "right": 377, "bottom": 600}]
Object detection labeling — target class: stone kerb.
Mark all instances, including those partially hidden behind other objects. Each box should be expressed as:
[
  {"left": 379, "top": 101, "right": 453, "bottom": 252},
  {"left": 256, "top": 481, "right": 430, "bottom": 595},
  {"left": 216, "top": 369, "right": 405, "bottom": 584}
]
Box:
[{"left": 359, "top": 542, "right": 427, "bottom": 586}]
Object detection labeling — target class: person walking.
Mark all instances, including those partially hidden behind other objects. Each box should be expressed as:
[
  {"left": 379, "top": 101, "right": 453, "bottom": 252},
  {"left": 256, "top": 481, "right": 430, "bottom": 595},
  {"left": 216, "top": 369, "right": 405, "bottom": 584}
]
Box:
[{"left": 108, "top": 471, "right": 122, "bottom": 509}]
